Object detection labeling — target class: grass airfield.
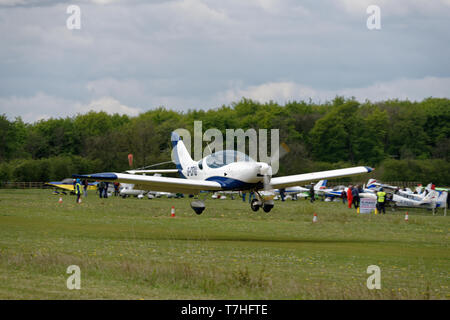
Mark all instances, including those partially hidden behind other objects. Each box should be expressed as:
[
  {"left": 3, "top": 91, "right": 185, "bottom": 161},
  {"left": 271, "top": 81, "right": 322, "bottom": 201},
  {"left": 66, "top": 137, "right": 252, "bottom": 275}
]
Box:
[{"left": 0, "top": 189, "right": 448, "bottom": 300}]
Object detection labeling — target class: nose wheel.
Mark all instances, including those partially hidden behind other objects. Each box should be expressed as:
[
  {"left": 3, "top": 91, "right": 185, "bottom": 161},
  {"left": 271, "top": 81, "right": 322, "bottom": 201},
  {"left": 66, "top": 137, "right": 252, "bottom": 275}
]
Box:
[
  {"left": 251, "top": 199, "right": 261, "bottom": 211},
  {"left": 262, "top": 202, "right": 274, "bottom": 212}
]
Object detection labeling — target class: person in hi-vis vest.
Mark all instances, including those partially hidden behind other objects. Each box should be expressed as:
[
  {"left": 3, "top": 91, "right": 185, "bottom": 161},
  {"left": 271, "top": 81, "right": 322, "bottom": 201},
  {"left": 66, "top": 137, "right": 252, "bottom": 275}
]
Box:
[
  {"left": 75, "top": 179, "right": 82, "bottom": 204},
  {"left": 376, "top": 188, "right": 386, "bottom": 214}
]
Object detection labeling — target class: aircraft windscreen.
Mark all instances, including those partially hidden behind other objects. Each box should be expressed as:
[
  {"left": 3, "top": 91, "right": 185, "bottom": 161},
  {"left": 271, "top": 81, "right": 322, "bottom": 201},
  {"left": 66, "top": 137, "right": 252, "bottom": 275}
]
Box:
[{"left": 205, "top": 150, "right": 255, "bottom": 168}]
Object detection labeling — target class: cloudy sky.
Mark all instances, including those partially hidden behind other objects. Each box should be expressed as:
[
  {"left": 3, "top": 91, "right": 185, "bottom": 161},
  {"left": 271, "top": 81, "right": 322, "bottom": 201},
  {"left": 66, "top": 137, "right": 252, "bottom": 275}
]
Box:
[{"left": 1, "top": 0, "right": 449, "bottom": 122}]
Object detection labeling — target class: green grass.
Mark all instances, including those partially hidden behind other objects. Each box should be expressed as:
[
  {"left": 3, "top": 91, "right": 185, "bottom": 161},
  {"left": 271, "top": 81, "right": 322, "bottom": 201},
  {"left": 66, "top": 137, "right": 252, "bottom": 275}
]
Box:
[{"left": 0, "top": 189, "right": 448, "bottom": 299}]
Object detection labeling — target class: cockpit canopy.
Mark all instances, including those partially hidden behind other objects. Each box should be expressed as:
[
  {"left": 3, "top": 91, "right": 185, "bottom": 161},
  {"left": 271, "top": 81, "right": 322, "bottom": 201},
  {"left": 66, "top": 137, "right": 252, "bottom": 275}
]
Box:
[{"left": 204, "top": 150, "right": 255, "bottom": 169}]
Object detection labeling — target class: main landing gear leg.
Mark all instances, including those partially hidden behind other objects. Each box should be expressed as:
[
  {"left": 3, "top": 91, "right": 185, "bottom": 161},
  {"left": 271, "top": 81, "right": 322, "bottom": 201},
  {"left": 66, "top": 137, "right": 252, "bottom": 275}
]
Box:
[{"left": 190, "top": 192, "right": 209, "bottom": 215}]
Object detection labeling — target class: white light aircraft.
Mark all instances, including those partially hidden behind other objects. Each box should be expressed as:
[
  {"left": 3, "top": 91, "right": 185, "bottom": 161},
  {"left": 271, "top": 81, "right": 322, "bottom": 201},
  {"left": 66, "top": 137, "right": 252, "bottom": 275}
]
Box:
[
  {"left": 272, "top": 180, "right": 327, "bottom": 200},
  {"left": 73, "top": 132, "right": 374, "bottom": 214}
]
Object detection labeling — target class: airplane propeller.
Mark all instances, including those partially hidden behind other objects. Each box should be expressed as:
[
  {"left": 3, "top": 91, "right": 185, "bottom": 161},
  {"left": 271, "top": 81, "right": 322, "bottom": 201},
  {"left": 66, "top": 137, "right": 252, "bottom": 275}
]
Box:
[
  {"left": 260, "top": 142, "right": 290, "bottom": 191},
  {"left": 258, "top": 163, "right": 272, "bottom": 191}
]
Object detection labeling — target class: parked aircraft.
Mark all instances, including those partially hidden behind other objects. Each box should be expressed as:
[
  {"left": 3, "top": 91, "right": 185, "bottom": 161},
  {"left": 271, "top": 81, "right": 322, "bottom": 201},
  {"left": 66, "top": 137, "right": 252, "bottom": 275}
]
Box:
[
  {"left": 273, "top": 180, "right": 328, "bottom": 200},
  {"left": 46, "top": 178, "right": 97, "bottom": 194}
]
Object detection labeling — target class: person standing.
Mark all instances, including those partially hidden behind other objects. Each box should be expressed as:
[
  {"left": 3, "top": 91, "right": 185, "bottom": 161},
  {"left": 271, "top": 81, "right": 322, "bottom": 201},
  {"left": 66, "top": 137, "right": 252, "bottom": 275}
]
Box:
[
  {"left": 75, "top": 179, "right": 82, "bottom": 204},
  {"left": 114, "top": 182, "right": 120, "bottom": 196},
  {"left": 82, "top": 179, "right": 89, "bottom": 198},
  {"left": 98, "top": 181, "right": 105, "bottom": 199},
  {"left": 352, "top": 185, "right": 360, "bottom": 209},
  {"left": 309, "top": 184, "right": 315, "bottom": 203},
  {"left": 280, "top": 189, "right": 286, "bottom": 202},
  {"left": 104, "top": 182, "right": 109, "bottom": 198},
  {"left": 347, "top": 186, "right": 353, "bottom": 209},
  {"left": 341, "top": 189, "right": 347, "bottom": 204},
  {"left": 376, "top": 187, "right": 387, "bottom": 214}
]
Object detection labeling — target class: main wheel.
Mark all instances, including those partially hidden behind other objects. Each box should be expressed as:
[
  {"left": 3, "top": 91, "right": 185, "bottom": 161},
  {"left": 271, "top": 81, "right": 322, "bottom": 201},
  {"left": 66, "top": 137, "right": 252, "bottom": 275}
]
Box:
[
  {"left": 251, "top": 199, "right": 260, "bottom": 212},
  {"left": 262, "top": 204, "right": 273, "bottom": 213},
  {"left": 190, "top": 200, "right": 205, "bottom": 215}
]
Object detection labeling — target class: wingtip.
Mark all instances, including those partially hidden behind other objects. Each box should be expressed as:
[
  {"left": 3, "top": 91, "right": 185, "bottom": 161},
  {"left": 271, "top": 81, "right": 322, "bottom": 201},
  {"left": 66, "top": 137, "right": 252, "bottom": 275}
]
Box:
[
  {"left": 365, "top": 166, "right": 375, "bottom": 173},
  {"left": 72, "top": 173, "right": 118, "bottom": 180}
]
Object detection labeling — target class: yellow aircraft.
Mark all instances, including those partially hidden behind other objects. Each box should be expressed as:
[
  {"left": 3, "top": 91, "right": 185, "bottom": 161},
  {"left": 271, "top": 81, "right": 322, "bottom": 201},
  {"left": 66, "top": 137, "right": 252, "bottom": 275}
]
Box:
[{"left": 46, "top": 178, "right": 98, "bottom": 194}]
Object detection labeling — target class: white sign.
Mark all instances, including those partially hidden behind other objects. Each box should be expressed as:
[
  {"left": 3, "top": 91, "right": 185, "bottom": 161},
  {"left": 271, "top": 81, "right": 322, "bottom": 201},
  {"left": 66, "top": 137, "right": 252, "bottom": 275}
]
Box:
[{"left": 360, "top": 198, "right": 377, "bottom": 214}]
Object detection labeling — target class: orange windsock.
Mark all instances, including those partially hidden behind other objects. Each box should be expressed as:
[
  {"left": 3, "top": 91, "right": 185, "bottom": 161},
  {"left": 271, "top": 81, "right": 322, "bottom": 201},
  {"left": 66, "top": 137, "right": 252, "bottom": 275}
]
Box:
[{"left": 128, "top": 154, "right": 133, "bottom": 167}]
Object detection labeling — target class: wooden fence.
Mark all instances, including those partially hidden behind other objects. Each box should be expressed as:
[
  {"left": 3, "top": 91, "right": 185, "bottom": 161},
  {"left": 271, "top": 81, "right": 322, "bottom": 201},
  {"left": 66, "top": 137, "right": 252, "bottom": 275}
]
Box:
[{"left": 0, "top": 182, "right": 50, "bottom": 189}]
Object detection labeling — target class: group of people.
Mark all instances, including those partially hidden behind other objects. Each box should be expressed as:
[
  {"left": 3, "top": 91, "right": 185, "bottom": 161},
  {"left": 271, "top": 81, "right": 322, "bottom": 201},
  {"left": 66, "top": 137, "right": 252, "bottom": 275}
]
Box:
[
  {"left": 97, "top": 181, "right": 121, "bottom": 198},
  {"left": 341, "top": 185, "right": 387, "bottom": 214},
  {"left": 97, "top": 181, "right": 109, "bottom": 198},
  {"left": 341, "top": 185, "right": 363, "bottom": 209},
  {"left": 72, "top": 179, "right": 121, "bottom": 202}
]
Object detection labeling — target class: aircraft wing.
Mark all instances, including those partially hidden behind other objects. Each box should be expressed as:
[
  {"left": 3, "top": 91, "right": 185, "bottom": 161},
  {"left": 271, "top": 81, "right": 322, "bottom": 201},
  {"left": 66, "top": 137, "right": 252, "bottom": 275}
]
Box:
[
  {"left": 72, "top": 172, "right": 223, "bottom": 194},
  {"left": 125, "top": 169, "right": 179, "bottom": 174},
  {"left": 270, "top": 166, "right": 373, "bottom": 189},
  {"left": 46, "top": 182, "right": 74, "bottom": 191}
]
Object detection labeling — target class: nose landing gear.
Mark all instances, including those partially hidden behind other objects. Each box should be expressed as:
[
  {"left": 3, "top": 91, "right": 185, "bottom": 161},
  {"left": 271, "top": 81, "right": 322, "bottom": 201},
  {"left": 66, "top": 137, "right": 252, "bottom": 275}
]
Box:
[
  {"left": 250, "top": 191, "right": 274, "bottom": 213},
  {"left": 251, "top": 198, "right": 261, "bottom": 211}
]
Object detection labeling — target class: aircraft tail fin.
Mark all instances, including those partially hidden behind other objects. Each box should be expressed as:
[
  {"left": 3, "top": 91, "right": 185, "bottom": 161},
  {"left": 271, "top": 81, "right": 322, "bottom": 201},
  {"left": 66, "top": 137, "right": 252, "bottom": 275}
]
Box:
[
  {"left": 422, "top": 189, "right": 438, "bottom": 202},
  {"left": 171, "top": 132, "right": 195, "bottom": 173},
  {"left": 367, "top": 179, "right": 377, "bottom": 189},
  {"left": 314, "top": 179, "right": 327, "bottom": 191}
]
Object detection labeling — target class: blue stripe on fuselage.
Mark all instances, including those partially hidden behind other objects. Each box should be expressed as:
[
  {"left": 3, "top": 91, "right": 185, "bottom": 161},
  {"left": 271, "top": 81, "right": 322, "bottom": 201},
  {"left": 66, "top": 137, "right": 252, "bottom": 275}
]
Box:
[{"left": 206, "top": 176, "right": 260, "bottom": 190}]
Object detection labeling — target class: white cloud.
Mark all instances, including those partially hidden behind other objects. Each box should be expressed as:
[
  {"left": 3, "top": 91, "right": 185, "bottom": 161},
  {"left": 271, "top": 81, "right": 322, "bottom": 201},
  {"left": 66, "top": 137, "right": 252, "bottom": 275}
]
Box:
[
  {"left": 0, "top": 0, "right": 449, "bottom": 122},
  {"left": 0, "top": 92, "right": 75, "bottom": 122},
  {"left": 0, "top": 92, "right": 142, "bottom": 122},
  {"left": 75, "top": 96, "right": 142, "bottom": 116},
  {"left": 219, "top": 77, "right": 450, "bottom": 104}
]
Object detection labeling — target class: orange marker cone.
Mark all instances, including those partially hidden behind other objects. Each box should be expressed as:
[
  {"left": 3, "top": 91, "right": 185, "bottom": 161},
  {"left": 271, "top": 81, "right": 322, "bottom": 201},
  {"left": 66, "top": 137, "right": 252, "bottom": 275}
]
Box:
[
  {"left": 58, "top": 197, "right": 63, "bottom": 204},
  {"left": 171, "top": 206, "right": 175, "bottom": 217},
  {"left": 405, "top": 211, "right": 409, "bottom": 222},
  {"left": 313, "top": 213, "right": 318, "bottom": 223}
]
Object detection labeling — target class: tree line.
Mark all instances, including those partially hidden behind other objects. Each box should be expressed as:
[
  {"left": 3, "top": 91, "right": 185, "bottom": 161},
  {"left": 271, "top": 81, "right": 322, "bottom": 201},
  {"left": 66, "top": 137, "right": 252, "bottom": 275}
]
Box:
[{"left": 0, "top": 97, "right": 449, "bottom": 185}]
